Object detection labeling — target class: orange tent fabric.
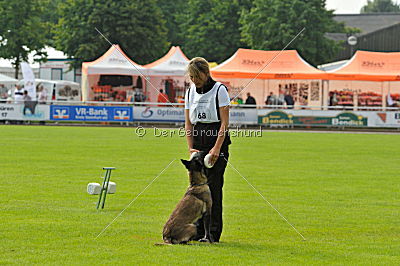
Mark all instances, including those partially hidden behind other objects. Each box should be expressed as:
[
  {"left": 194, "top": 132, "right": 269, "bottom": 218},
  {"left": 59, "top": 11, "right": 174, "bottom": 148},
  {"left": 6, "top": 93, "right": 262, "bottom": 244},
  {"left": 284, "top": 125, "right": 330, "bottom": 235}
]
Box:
[
  {"left": 327, "top": 50, "right": 400, "bottom": 81},
  {"left": 211, "top": 48, "right": 327, "bottom": 80}
]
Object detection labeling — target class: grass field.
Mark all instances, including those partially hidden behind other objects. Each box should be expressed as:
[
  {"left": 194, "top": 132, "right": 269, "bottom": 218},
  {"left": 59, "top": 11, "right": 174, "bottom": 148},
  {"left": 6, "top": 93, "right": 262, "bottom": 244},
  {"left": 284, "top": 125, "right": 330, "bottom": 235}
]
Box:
[{"left": 1, "top": 125, "right": 399, "bottom": 265}]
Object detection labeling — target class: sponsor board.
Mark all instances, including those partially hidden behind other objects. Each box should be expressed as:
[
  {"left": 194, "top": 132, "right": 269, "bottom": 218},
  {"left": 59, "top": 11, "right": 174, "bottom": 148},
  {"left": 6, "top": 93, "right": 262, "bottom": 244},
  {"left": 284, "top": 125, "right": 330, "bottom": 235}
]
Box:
[
  {"left": 1, "top": 102, "right": 399, "bottom": 128},
  {"left": 258, "top": 111, "right": 295, "bottom": 125},
  {"left": 258, "top": 110, "right": 368, "bottom": 127},
  {"left": 395, "top": 113, "right": 400, "bottom": 123},
  {"left": 133, "top": 106, "right": 185, "bottom": 122},
  {"left": 133, "top": 106, "right": 259, "bottom": 124},
  {"left": 229, "top": 108, "right": 258, "bottom": 124},
  {"left": 50, "top": 105, "right": 132, "bottom": 122},
  {"left": 0, "top": 103, "right": 50, "bottom": 120},
  {"left": 373, "top": 112, "right": 400, "bottom": 127}
]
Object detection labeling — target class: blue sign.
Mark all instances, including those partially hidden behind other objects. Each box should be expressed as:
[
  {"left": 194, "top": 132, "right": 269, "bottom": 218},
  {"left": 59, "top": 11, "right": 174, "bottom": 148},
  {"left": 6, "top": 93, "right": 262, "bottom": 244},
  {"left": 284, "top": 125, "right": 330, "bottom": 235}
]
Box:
[{"left": 50, "top": 105, "right": 132, "bottom": 122}]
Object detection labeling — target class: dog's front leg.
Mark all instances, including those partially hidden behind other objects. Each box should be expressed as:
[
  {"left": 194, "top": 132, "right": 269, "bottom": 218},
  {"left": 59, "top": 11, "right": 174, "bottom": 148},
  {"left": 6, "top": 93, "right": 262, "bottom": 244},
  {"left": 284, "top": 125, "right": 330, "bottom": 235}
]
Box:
[
  {"left": 199, "top": 201, "right": 213, "bottom": 243},
  {"left": 200, "top": 213, "right": 212, "bottom": 243}
]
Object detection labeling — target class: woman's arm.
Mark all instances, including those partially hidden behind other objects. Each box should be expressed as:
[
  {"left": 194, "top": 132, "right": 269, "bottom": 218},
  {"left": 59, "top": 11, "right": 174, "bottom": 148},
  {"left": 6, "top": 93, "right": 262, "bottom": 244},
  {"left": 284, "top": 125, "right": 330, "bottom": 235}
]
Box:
[
  {"left": 185, "top": 109, "right": 199, "bottom": 155},
  {"left": 208, "top": 106, "right": 229, "bottom": 164}
]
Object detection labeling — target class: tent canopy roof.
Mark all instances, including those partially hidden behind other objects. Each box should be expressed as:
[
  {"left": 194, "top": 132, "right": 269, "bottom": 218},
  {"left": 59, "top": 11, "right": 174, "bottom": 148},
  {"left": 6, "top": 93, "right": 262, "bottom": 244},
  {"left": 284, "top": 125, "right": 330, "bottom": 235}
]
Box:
[
  {"left": 328, "top": 50, "right": 400, "bottom": 81},
  {"left": 0, "top": 73, "right": 18, "bottom": 82},
  {"left": 318, "top": 60, "right": 349, "bottom": 72},
  {"left": 82, "top": 45, "right": 146, "bottom": 76},
  {"left": 144, "top": 46, "right": 189, "bottom": 76},
  {"left": 211, "top": 48, "right": 326, "bottom": 80}
]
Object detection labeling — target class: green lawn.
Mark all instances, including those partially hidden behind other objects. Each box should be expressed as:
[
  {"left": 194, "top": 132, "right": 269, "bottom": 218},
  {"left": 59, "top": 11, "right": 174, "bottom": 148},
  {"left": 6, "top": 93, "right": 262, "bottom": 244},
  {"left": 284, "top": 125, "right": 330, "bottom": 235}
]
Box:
[{"left": 1, "top": 125, "right": 399, "bottom": 265}]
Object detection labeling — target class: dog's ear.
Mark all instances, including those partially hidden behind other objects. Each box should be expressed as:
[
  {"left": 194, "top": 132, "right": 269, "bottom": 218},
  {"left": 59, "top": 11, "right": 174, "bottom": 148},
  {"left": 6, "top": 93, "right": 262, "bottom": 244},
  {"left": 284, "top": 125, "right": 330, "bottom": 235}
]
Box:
[{"left": 181, "top": 159, "right": 191, "bottom": 170}]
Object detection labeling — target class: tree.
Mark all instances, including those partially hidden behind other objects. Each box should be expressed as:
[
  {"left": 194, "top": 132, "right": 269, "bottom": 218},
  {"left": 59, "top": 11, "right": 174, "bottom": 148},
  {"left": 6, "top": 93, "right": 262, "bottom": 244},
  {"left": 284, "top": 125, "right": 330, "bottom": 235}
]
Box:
[
  {"left": 54, "top": 0, "right": 169, "bottom": 67},
  {"left": 240, "top": 0, "right": 346, "bottom": 66},
  {"left": 177, "top": 0, "right": 250, "bottom": 63},
  {"left": 361, "top": 0, "right": 400, "bottom": 13},
  {"left": 40, "top": 0, "right": 64, "bottom": 46},
  {"left": 0, "top": 0, "right": 48, "bottom": 78},
  {"left": 156, "top": 0, "right": 187, "bottom": 46}
]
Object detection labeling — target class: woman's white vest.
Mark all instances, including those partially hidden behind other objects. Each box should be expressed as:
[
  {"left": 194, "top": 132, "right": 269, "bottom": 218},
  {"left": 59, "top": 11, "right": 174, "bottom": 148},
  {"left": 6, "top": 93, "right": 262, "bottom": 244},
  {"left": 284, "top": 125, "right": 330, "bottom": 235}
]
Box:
[{"left": 187, "top": 82, "right": 223, "bottom": 124}]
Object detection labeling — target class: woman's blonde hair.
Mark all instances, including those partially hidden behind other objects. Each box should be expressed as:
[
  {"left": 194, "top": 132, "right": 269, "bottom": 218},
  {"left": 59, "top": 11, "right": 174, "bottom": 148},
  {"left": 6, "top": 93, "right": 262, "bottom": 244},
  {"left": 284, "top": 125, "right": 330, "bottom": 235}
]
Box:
[{"left": 187, "top": 57, "right": 210, "bottom": 80}]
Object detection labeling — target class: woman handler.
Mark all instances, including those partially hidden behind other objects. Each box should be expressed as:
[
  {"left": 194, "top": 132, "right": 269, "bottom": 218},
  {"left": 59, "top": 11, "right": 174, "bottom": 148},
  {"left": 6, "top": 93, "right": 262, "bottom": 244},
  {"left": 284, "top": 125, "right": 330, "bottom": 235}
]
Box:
[{"left": 184, "top": 57, "right": 231, "bottom": 242}]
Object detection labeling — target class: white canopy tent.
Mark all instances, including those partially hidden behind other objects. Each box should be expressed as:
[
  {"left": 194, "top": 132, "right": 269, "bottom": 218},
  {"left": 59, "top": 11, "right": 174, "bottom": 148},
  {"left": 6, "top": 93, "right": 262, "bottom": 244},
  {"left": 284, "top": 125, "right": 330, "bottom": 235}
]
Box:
[
  {"left": 144, "top": 46, "right": 190, "bottom": 102},
  {"left": 145, "top": 46, "right": 189, "bottom": 76},
  {"left": 0, "top": 74, "right": 18, "bottom": 100},
  {"left": 0, "top": 73, "right": 18, "bottom": 85},
  {"left": 81, "top": 45, "right": 147, "bottom": 101}
]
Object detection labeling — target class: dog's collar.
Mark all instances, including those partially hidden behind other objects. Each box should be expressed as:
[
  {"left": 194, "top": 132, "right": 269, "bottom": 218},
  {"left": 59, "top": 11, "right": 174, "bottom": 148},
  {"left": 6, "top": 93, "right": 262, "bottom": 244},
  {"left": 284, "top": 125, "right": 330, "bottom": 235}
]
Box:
[{"left": 190, "top": 182, "right": 208, "bottom": 187}]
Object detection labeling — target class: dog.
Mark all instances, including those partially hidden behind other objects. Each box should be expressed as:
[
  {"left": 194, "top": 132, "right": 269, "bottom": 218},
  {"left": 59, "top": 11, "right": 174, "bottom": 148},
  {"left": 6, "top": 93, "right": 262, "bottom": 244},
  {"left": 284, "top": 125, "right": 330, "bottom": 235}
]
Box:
[{"left": 162, "top": 152, "right": 213, "bottom": 244}]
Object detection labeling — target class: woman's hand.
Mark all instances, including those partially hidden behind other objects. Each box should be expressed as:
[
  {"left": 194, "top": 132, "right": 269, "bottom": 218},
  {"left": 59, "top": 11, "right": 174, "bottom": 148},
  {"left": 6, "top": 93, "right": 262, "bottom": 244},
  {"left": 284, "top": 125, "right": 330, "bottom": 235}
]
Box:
[
  {"left": 189, "top": 148, "right": 200, "bottom": 156},
  {"left": 208, "top": 146, "right": 221, "bottom": 165}
]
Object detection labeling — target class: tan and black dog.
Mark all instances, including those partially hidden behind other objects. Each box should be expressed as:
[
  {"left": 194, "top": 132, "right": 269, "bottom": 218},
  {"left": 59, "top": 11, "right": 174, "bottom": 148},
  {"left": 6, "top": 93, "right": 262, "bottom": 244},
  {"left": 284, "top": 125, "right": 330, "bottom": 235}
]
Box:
[{"left": 162, "top": 152, "right": 213, "bottom": 244}]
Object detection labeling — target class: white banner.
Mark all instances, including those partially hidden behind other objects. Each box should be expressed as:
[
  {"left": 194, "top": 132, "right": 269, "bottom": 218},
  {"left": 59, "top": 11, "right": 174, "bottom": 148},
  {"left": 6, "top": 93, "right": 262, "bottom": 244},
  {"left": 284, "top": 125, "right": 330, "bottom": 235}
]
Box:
[
  {"left": 20, "top": 62, "right": 36, "bottom": 99},
  {"left": 0, "top": 103, "right": 49, "bottom": 120},
  {"left": 133, "top": 106, "right": 184, "bottom": 122},
  {"left": 229, "top": 108, "right": 258, "bottom": 124},
  {"left": 370, "top": 111, "right": 400, "bottom": 127},
  {"left": 133, "top": 106, "right": 259, "bottom": 124}
]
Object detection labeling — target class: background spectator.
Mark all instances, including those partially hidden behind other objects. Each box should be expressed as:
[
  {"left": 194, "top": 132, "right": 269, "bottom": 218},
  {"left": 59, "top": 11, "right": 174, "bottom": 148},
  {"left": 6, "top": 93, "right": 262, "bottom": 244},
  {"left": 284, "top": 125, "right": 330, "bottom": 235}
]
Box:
[
  {"left": 14, "top": 84, "right": 24, "bottom": 103},
  {"left": 284, "top": 90, "right": 294, "bottom": 109},
  {"left": 245, "top": 92, "right": 256, "bottom": 108},
  {"left": 37, "top": 85, "right": 47, "bottom": 104},
  {"left": 266, "top": 92, "right": 275, "bottom": 106},
  {"left": 157, "top": 89, "right": 169, "bottom": 106},
  {"left": 23, "top": 90, "right": 37, "bottom": 115}
]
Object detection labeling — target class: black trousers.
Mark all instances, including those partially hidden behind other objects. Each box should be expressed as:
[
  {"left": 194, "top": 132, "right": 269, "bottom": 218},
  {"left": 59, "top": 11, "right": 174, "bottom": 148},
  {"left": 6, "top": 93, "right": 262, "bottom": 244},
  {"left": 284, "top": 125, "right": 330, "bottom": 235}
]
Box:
[
  {"left": 192, "top": 122, "right": 231, "bottom": 242},
  {"left": 194, "top": 150, "right": 229, "bottom": 242}
]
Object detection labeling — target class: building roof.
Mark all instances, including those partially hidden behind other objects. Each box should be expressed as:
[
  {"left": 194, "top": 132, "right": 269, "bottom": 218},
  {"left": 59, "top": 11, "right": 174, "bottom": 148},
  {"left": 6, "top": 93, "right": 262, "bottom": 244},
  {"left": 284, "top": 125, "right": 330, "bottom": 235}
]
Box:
[
  {"left": 0, "top": 46, "right": 66, "bottom": 69},
  {"left": 334, "top": 13, "right": 400, "bottom": 35}
]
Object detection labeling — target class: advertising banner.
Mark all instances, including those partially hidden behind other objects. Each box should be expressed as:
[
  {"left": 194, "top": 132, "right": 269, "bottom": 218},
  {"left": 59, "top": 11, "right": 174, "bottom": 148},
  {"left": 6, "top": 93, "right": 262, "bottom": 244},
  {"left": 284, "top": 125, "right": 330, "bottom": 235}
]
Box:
[
  {"left": 257, "top": 109, "right": 400, "bottom": 128},
  {"left": 229, "top": 108, "right": 258, "bottom": 125},
  {"left": 133, "top": 106, "right": 259, "bottom": 124},
  {"left": 1, "top": 102, "right": 398, "bottom": 128},
  {"left": 0, "top": 103, "right": 49, "bottom": 120},
  {"left": 258, "top": 110, "right": 368, "bottom": 127},
  {"left": 50, "top": 105, "right": 132, "bottom": 122},
  {"left": 133, "top": 106, "right": 185, "bottom": 122},
  {"left": 370, "top": 111, "right": 400, "bottom": 127}
]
